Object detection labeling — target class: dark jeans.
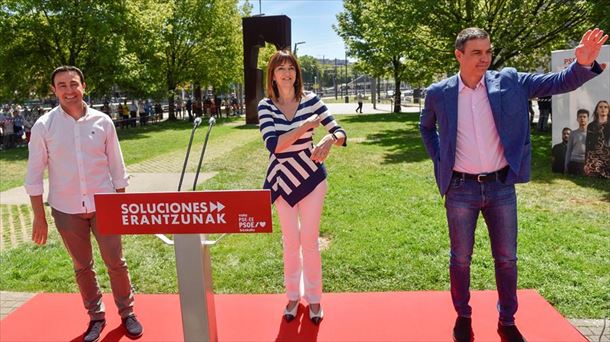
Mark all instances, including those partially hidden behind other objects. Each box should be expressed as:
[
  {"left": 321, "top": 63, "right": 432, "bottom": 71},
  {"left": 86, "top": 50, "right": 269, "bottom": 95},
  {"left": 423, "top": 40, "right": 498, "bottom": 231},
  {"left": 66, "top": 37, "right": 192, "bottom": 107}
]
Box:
[
  {"left": 444, "top": 174, "right": 518, "bottom": 325},
  {"left": 567, "top": 161, "right": 584, "bottom": 176},
  {"left": 537, "top": 109, "right": 550, "bottom": 132}
]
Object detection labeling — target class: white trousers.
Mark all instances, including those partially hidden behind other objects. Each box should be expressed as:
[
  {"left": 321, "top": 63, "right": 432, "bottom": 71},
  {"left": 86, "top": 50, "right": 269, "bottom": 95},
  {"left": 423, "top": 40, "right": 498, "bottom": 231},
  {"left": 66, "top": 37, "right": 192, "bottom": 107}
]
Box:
[{"left": 275, "top": 180, "right": 327, "bottom": 304}]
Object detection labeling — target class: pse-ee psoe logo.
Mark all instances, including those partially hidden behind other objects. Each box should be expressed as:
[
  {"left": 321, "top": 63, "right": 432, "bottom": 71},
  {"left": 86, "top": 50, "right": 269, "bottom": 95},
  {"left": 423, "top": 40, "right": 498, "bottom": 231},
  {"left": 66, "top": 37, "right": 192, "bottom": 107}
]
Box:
[{"left": 238, "top": 214, "right": 267, "bottom": 232}]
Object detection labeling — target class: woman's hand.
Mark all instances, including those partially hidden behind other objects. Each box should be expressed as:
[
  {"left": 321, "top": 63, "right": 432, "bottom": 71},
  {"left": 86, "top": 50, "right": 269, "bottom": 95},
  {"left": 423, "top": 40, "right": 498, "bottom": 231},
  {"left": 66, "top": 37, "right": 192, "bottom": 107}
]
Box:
[
  {"left": 311, "top": 134, "right": 336, "bottom": 163},
  {"left": 301, "top": 114, "right": 321, "bottom": 130}
]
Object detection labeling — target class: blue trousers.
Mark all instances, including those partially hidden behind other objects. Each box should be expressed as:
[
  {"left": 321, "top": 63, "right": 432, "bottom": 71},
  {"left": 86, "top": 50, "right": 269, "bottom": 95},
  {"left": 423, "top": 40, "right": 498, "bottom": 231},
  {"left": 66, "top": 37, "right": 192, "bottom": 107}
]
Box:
[{"left": 444, "top": 174, "right": 518, "bottom": 325}]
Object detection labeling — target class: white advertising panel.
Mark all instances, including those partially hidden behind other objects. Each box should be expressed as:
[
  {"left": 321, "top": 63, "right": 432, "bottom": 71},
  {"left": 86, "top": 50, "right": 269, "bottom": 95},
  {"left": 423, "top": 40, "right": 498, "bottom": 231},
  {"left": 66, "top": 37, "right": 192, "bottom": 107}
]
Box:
[{"left": 551, "top": 45, "right": 609, "bottom": 145}]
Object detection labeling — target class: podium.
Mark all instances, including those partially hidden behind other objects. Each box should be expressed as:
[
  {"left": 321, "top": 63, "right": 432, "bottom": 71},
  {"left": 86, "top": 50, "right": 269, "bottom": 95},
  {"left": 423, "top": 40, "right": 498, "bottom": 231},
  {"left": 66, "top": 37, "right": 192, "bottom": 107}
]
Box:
[{"left": 95, "top": 190, "right": 272, "bottom": 341}]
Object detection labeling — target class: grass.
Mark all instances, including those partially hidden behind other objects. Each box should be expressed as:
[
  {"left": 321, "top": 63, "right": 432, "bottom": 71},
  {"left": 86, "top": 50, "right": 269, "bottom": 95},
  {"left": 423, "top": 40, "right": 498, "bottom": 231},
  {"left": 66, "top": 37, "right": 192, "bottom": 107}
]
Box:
[{"left": 0, "top": 113, "right": 608, "bottom": 318}]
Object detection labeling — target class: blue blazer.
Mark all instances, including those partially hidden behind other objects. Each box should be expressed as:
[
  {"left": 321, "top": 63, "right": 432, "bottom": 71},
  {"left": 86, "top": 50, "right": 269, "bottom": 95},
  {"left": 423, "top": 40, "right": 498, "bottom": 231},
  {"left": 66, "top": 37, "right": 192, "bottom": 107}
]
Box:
[{"left": 420, "top": 61, "right": 603, "bottom": 196}]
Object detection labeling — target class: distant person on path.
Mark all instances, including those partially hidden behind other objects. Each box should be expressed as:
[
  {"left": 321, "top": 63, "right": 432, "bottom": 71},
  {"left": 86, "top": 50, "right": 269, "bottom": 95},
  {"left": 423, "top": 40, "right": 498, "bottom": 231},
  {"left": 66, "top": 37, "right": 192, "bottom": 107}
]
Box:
[
  {"left": 12, "top": 107, "right": 26, "bottom": 147},
  {"left": 257, "top": 50, "right": 346, "bottom": 326},
  {"left": 138, "top": 100, "right": 146, "bottom": 125},
  {"left": 24, "top": 66, "right": 143, "bottom": 342},
  {"left": 419, "top": 28, "right": 606, "bottom": 342},
  {"left": 230, "top": 94, "right": 239, "bottom": 115},
  {"left": 186, "top": 97, "right": 193, "bottom": 121},
  {"left": 356, "top": 93, "right": 363, "bottom": 113},
  {"left": 143, "top": 99, "right": 152, "bottom": 125},
  {"left": 129, "top": 100, "right": 137, "bottom": 127},
  {"left": 584, "top": 100, "right": 610, "bottom": 178},
  {"left": 565, "top": 109, "right": 590, "bottom": 176},
  {"left": 552, "top": 127, "right": 571, "bottom": 173},
  {"left": 537, "top": 95, "right": 552, "bottom": 132},
  {"left": 154, "top": 102, "right": 163, "bottom": 121},
  {"left": 1, "top": 108, "right": 15, "bottom": 149}
]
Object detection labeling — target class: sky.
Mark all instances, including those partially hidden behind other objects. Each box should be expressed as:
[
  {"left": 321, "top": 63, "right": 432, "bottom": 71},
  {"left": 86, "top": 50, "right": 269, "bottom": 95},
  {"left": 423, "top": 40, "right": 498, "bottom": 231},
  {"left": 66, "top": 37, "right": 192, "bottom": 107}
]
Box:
[{"left": 244, "top": 0, "right": 347, "bottom": 61}]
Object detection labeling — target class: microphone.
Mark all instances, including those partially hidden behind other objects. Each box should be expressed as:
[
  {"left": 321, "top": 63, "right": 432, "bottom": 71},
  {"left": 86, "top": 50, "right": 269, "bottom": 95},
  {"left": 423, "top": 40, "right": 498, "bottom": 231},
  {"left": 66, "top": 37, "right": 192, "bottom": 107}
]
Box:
[
  {"left": 179, "top": 117, "right": 202, "bottom": 191},
  {"left": 193, "top": 117, "right": 202, "bottom": 128},
  {"left": 193, "top": 116, "right": 216, "bottom": 190}
]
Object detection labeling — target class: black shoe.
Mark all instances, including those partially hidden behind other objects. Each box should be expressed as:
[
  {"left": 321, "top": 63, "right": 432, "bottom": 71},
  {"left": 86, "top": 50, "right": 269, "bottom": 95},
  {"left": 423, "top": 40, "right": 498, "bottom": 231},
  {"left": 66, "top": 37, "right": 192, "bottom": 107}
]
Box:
[
  {"left": 498, "top": 323, "right": 527, "bottom": 342},
  {"left": 452, "top": 316, "right": 474, "bottom": 342},
  {"left": 308, "top": 304, "right": 324, "bottom": 325},
  {"left": 283, "top": 301, "right": 299, "bottom": 322},
  {"left": 122, "top": 315, "right": 143, "bottom": 339},
  {"left": 83, "top": 319, "right": 106, "bottom": 342}
]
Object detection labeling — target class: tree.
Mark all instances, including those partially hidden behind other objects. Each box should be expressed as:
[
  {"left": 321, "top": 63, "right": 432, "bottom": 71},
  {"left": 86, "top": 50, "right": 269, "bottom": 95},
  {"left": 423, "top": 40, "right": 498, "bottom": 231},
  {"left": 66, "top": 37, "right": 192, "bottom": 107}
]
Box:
[
  {"left": 409, "top": 0, "right": 601, "bottom": 73},
  {"left": 126, "top": 0, "right": 243, "bottom": 120},
  {"left": 298, "top": 55, "right": 321, "bottom": 89},
  {"left": 336, "top": 0, "right": 427, "bottom": 113},
  {"left": 0, "top": 0, "right": 128, "bottom": 102},
  {"left": 256, "top": 42, "right": 279, "bottom": 96},
  {"left": 336, "top": 0, "right": 604, "bottom": 113}
]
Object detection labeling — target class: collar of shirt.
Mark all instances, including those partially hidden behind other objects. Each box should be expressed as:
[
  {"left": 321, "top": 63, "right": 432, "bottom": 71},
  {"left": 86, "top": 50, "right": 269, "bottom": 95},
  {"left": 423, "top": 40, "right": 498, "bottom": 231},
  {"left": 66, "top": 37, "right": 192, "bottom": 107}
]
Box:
[
  {"left": 457, "top": 72, "right": 486, "bottom": 92},
  {"left": 58, "top": 101, "right": 89, "bottom": 121}
]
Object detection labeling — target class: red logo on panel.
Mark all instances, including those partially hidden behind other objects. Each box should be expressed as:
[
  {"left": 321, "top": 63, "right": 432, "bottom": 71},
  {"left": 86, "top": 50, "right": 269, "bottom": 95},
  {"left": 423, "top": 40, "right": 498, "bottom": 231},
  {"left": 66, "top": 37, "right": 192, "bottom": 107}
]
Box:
[{"left": 94, "top": 190, "right": 272, "bottom": 234}]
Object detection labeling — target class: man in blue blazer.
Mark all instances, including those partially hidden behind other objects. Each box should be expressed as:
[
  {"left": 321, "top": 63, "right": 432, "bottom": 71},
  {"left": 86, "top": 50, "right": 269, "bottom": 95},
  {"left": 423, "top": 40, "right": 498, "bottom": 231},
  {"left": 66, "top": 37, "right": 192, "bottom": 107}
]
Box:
[{"left": 420, "top": 28, "right": 607, "bottom": 342}]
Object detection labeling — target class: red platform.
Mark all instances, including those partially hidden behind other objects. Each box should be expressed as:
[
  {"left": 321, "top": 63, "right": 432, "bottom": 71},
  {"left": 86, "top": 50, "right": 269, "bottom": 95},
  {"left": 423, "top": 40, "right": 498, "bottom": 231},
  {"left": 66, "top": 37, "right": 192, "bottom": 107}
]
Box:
[{"left": 0, "top": 290, "right": 585, "bottom": 341}]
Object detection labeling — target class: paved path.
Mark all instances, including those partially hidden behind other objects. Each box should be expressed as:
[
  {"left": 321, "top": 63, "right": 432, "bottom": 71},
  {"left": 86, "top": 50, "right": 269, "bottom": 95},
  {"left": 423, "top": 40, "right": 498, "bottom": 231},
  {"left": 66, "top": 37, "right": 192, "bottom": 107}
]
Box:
[{"left": 326, "top": 102, "right": 422, "bottom": 115}]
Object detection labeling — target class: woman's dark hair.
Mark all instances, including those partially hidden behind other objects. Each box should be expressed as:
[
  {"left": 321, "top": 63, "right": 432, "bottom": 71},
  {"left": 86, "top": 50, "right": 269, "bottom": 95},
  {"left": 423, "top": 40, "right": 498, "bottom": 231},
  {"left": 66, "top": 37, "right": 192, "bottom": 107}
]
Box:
[{"left": 593, "top": 100, "right": 609, "bottom": 122}]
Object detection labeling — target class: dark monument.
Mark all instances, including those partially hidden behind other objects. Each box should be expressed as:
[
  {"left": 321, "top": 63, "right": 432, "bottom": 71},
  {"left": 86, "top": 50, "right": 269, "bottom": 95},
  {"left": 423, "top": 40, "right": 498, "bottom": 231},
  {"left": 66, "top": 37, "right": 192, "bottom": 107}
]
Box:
[{"left": 242, "top": 15, "right": 291, "bottom": 124}]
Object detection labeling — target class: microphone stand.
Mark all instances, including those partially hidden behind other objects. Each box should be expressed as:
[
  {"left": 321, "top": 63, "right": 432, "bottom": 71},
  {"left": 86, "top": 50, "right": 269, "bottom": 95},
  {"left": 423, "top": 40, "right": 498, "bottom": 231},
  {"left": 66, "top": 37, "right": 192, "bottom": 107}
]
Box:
[
  {"left": 174, "top": 116, "right": 219, "bottom": 340},
  {"left": 178, "top": 117, "right": 202, "bottom": 191},
  {"left": 155, "top": 117, "right": 203, "bottom": 245},
  {"left": 193, "top": 117, "right": 216, "bottom": 191}
]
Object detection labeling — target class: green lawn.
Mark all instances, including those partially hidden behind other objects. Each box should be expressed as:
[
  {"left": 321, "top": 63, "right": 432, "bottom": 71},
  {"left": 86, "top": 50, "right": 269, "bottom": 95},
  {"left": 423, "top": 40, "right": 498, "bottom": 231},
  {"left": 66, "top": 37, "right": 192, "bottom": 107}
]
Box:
[{"left": 0, "top": 113, "right": 608, "bottom": 318}]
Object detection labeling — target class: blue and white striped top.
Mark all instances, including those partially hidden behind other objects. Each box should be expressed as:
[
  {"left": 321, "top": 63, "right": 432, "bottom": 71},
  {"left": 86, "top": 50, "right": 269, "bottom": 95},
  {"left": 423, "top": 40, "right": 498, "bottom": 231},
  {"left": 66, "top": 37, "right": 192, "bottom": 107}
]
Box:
[{"left": 258, "top": 92, "right": 347, "bottom": 206}]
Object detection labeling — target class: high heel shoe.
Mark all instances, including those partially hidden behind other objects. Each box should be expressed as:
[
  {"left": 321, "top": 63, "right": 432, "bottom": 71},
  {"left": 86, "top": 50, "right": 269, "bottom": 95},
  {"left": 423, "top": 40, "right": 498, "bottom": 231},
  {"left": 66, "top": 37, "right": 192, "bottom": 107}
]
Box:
[
  {"left": 283, "top": 301, "right": 299, "bottom": 322},
  {"left": 309, "top": 304, "right": 324, "bottom": 325}
]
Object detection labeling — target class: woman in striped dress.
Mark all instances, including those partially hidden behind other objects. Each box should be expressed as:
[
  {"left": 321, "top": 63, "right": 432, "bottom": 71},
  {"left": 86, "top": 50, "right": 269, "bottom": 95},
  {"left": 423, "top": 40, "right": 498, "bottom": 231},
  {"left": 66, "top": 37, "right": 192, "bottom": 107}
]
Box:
[{"left": 258, "top": 50, "right": 347, "bottom": 325}]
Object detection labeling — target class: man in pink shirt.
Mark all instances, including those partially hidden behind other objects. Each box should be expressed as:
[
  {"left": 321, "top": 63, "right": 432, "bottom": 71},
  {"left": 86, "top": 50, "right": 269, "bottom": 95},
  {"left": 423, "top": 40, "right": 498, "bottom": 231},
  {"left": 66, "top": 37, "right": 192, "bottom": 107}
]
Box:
[
  {"left": 420, "top": 28, "right": 606, "bottom": 342},
  {"left": 25, "top": 66, "right": 143, "bottom": 342}
]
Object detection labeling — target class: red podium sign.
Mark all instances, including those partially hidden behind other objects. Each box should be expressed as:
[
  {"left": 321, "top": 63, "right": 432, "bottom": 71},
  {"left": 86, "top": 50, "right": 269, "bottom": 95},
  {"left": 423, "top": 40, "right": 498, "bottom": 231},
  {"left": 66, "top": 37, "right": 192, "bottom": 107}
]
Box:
[{"left": 94, "top": 190, "right": 272, "bottom": 234}]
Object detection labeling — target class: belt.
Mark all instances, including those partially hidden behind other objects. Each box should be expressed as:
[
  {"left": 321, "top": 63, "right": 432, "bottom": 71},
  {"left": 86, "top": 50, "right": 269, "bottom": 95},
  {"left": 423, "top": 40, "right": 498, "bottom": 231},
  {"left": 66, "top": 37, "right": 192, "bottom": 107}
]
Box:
[{"left": 452, "top": 166, "right": 509, "bottom": 183}]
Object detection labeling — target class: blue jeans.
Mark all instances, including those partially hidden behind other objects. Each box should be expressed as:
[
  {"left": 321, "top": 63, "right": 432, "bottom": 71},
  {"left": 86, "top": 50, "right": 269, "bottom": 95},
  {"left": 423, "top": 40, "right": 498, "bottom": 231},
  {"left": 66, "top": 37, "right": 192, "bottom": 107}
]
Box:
[{"left": 444, "top": 174, "right": 518, "bottom": 325}]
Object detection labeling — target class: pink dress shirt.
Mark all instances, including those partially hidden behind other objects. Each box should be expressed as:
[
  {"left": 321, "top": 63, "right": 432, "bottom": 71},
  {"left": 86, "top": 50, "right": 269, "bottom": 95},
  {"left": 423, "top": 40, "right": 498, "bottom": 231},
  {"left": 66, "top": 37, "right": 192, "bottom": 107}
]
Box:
[
  {"left": 25, "top": 104, "right": 129, "bottom": 214},
  {"left": 454, "top": 74, "right": 508, "bottom": 174}
]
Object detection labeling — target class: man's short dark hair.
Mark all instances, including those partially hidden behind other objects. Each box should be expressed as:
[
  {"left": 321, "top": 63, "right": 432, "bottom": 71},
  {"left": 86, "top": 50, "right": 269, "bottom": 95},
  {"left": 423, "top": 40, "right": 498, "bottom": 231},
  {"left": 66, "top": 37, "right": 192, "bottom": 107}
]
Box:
[
  {"left": 562, "top": 127, "right": 572, "bottom": 133},
  {"left": 51, "top": 66, "right": 85, "bottom": 86},
  {"left": 577, "top": 109, "right": 590, "bottom": 117},
  {"left": 455, "top": 28, "right": 490, "bottom": 52}
]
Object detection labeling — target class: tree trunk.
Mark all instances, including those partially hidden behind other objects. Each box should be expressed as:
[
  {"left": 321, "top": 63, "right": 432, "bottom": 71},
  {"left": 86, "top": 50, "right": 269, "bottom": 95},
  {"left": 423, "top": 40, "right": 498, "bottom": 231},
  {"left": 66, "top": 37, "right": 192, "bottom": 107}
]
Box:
[
  {"left": 167, "top": 72, "right": 176, "bottom": 120},
  {"left": 392, "top": 57, "right": 401, "bottom": 113},
  {"left": 167, "top": 92, "right": 176, "bottom": 121},
  {"left": 195, "top": 82, "right": 202, "bottom": 117}
]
